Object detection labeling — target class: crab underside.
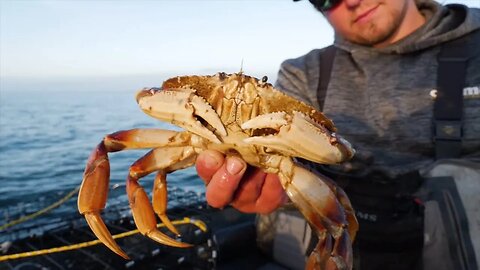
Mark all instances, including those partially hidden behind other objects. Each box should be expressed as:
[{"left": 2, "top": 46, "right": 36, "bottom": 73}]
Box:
[{"left": 78, "top": 72, "right": 357, "bottom": 270}]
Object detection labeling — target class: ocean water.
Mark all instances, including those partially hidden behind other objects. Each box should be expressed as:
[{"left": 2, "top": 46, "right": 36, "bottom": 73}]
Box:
[{"left": 0, "top": 90, "right": 204, "bottom": 236}]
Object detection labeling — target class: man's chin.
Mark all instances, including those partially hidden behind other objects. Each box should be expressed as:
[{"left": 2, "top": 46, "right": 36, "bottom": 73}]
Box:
[{"left": 348, "top": 27, "right": 397, "bottom": 47}]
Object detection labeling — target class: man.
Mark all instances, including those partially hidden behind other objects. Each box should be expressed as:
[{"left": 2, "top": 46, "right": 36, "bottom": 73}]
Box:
[{"left": 196, "top": 0, "right": 480, "bottom": 269}]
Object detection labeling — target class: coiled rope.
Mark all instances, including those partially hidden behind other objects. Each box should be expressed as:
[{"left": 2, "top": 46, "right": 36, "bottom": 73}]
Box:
[{"left": 0, "top": 217, "right": 207, "bottom": 261}]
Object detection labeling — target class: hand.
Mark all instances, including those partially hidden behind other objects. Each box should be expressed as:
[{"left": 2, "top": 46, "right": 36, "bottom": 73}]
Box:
[{"left": 195, "top": 150, "right": 288, "bottom": 214}]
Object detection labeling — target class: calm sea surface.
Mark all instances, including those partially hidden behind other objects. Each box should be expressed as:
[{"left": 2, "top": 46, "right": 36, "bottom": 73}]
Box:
[{"left": 0, "top": 90, "right": 204, "bottom": 236}]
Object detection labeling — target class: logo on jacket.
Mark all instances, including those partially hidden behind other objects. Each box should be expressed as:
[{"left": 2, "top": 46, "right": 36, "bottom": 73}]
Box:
[{"left": 430, "top": 85, "right": 480, "bottom": 99}]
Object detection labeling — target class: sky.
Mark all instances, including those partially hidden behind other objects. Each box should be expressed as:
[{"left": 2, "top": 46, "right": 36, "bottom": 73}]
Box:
[{"left": 1, "top": 0, "right": 479, "bottom": 92}]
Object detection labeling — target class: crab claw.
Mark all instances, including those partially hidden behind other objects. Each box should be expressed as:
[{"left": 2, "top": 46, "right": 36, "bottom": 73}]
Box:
[
  {"left": 241, "top": 112, "right": 288, "bottom": 129},
  {"left": 242, "top": 112, "right": 354, "bottom": 164},
  {"left": 136, "top": 88, "right": 226, "bottom": 143},
  {"left": 84, "top": 212, "right": 129, "bottom": 259}
]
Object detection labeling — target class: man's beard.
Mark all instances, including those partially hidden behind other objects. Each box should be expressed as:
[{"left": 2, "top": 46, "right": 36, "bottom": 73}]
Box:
[{"left": 347, "top": 1, "right": 408, "bottom": 46}]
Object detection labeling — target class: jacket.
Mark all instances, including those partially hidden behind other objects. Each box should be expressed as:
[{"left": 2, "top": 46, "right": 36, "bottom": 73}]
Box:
[{"left": 275, "top": 0, "right": 480, "bottom": 178}]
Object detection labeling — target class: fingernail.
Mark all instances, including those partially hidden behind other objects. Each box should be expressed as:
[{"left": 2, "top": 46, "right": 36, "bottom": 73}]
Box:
[
  {"left": 226, "top": 157, "right": 244, "bottom": 175},
  {"left": 203, "top": 152, "right": 219, "bottom": 169}
]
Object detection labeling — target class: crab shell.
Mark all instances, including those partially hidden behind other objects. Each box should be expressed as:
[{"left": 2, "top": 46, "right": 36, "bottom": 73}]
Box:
[{"left": 78, "top": 72, "right": 357, "bottom": 270}]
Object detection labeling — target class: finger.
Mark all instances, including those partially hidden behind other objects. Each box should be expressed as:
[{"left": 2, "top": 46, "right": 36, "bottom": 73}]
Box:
[
  {"left": 205, "top": 156, "right": 247, "bottom": 209},
  {"left": 230, "top": 167, "right": 267, "bottom": 213},
  {"left": 195, "top": 150, "right": 225, "bottom": 185},
  {"left": 255, "top": 173, "right": 288, "bottom": 214}
]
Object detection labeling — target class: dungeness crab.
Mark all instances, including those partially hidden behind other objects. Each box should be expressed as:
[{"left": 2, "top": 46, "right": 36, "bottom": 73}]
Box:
[{"left": 78, "top": 72, "right": 358, "bottom": 270}]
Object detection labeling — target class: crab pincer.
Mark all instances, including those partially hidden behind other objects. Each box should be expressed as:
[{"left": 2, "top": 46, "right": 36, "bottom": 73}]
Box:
[{"left": 78, "top": 72, "right": 357, "bottom": 269}]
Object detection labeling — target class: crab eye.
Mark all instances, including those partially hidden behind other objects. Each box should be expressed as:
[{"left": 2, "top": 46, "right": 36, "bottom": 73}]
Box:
[
  {"left": 218, "top": 72, "right": 227, "bottom": 80},
  {"left": 261, "top": 76, "right": 268, "bottom": 83}
]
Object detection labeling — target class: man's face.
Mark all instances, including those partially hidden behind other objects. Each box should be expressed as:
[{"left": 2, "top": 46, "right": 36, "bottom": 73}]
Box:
[{"left": 324, "top": 0, "right": 410, "bottom": 46}]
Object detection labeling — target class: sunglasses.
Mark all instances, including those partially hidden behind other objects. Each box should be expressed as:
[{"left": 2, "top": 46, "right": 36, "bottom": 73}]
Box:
[{"left": 294, "top": 0, "right": 342, "bottom": 12}]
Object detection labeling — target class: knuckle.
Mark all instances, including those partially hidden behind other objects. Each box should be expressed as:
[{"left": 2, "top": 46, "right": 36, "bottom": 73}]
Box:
[{"left": 206, "top": 191, "right": 228, "bottom": 208}]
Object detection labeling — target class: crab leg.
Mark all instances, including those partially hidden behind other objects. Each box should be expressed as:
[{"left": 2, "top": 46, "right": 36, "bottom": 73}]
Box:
[
  {"left": 152, "top": 148, "right": 202, "bottom": 235},
  {"left": 78, "top": 129, "right": 195, "bottom": 259},
  {"left": 152, "top": 172, "right": 178, "bottom": 235},
  {"left": 266, "top": 156, "right": 354, "bottom": 270},
  {"left": 320, "top": 177, "right": 358, "bottom": 242},
  {"left": 127, "top": 146, "right": 198, "bottom": 246}
]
